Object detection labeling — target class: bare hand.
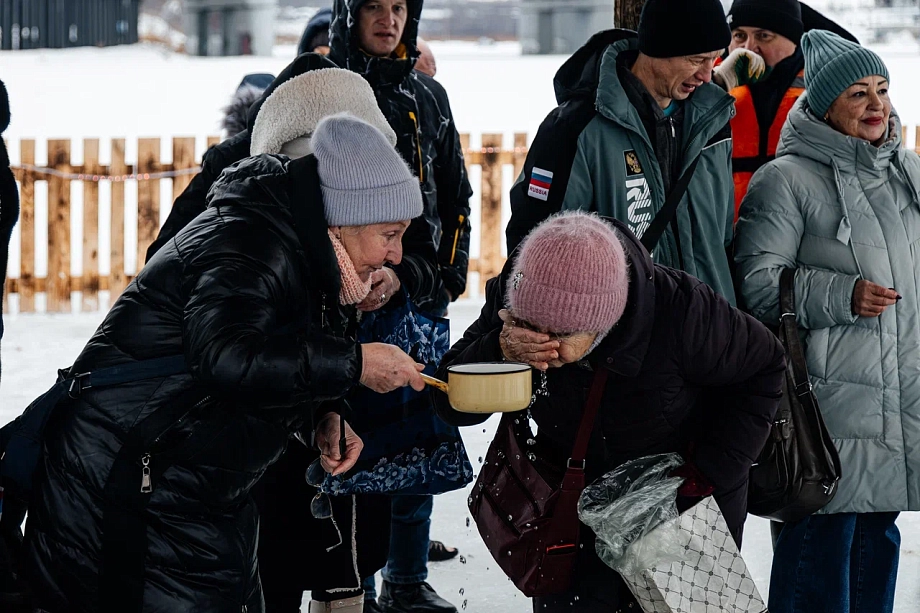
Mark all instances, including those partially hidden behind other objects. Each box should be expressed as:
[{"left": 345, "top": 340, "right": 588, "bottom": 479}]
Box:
[
  {"left": 358, "top": 268, "right": 402, "bottom": 312},
  {"left": 359, "top": 342, "right": 426, "bottom": 393},
  {"left": 498, "top": 309, "right": 560, "bottom": 371},
  {"left": 315, "top": 413, "right": 364, "bottom": 476},
  {"left": 852, "top": 280, "right": 900, "bottom": 318}
]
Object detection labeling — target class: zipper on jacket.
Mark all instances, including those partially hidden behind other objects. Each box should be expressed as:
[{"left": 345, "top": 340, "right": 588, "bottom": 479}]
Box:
[
  {"left": 321, "top": 292, "right": 328, "bottom": 329},
  {"left": 141, "top": 454, "right": 152, "bottom": 493},
  {"left": 449, "top": 214, "right": 465, "bottom": 266},
  {"left": 669, "top": 117, "right": 676, "bottom": 139},
  {"left": 139, "top": 394, "right": 212, "bottom": 494},
  {"left": 408, "top": 111, "right": 425, "bottom": 183}
]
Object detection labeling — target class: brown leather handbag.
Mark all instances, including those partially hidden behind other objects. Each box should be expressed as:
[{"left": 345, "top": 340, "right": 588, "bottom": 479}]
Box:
[{"left": 468, "top": 367, "right": 609, "bottom": 597}]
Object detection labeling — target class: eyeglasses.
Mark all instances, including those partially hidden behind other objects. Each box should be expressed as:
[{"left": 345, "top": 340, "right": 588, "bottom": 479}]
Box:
[{"left": 306, "top": 457, "right": 344, "bottom": 550}]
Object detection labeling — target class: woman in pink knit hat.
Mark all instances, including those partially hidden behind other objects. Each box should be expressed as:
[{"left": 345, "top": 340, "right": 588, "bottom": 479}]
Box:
[{"left": 434, "top": 211, "right": 786, "bottom": 613}]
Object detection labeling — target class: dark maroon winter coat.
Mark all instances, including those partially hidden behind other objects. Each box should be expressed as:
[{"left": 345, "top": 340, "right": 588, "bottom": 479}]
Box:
[{"left": 435, "top": 219, "right": 785, "bottom": 542}]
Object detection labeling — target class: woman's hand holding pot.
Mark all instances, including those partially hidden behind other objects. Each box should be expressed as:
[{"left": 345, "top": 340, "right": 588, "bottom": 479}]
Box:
[
  {"left": 498, "top": 309, "right": 560, "bottom": 371},
  {"left": 360, "top": 343, "right": 425, "bottom": 393}
]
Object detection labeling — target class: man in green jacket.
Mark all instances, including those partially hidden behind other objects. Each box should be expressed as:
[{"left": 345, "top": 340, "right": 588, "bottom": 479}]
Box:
[{"left": 507, "top": 0, "right": 737, "bottom": 304}]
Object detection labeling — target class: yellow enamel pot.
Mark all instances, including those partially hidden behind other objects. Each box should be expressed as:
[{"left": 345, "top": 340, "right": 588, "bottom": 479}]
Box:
[{"left": 422, "top": 362, "right": 532, "bottom": 414}]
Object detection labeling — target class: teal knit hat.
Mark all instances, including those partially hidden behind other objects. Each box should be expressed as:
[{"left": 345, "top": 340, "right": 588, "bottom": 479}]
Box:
[{"left": 803, "top": 30, "right": 889, "bottom": 118}]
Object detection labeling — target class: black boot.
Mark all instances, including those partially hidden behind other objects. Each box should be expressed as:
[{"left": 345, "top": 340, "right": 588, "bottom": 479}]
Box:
[
  {"left": 379, "top": 581, "right": 457, "bottom": 613},
  {"left": 364, "top": 595, "right": 383, "bottom": 613}
]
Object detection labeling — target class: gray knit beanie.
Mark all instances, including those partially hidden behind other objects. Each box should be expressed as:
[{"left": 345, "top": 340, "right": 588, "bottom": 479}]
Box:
[
  {"left": 312, "top": 113, "right": 423, "bottom": 227},
  {"left": 803, "top": 30, "right": 889, "bottom": 119}
]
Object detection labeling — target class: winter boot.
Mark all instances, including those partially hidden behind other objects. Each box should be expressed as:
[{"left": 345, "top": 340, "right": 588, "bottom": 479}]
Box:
[
  {"left": 379, "top": 581, "right": 458, "bottom": 613},
  {"left": 308, "top": 594, "right": 364, "bottom": 613}
]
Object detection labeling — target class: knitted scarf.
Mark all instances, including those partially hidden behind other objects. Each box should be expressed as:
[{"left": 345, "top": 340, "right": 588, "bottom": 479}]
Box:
[{"left": 328, "top": 230, "right": 372, "bottom": 305}]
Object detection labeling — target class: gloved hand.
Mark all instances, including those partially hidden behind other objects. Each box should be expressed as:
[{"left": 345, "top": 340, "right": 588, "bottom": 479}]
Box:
[{"left": 713, "top": 48, "right": 771, "bottom": 91}]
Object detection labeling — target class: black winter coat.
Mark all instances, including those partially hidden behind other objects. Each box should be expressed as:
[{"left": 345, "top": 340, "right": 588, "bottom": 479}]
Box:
[
  {"left": 23, "top": 155, "right": 360, "bottom": 613},
  {"left": 435, "top": 219, "right": 785, "bottom": 545},
  {"left": 0, "top": 78, "right": 18, "bottom": 386},
  {"left": 330, "top": 0, "right": 473, "bottom": 302},
  {"left": 145, "top": 53, "right": 447, "bottom": 314}
]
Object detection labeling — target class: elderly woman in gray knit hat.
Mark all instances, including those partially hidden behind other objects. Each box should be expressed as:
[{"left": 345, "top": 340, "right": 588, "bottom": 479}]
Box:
[
  {"left": 19, "top": 114, "right": 426, "bottom": 613},
  {"left": 736, "top": 30, "right": 916, "bottom": 613}
]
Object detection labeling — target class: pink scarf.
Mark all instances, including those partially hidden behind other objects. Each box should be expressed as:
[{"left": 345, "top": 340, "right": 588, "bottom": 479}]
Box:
[{"left": 328, "top": 230, "right": 372, "bottom": 305}]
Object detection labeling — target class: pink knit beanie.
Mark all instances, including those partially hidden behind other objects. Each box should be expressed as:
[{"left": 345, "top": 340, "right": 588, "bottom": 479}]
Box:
[{"left": 507, "top": 212, "right": 630, "bottom": 334}]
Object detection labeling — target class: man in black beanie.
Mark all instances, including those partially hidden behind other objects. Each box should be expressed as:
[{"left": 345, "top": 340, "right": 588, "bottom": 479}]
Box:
[
  {"left": 716, "top": 0, "right": 858, "bottom": 218},
  {"left": 508, "top": 0, "right": 741, "bottom": 309}
]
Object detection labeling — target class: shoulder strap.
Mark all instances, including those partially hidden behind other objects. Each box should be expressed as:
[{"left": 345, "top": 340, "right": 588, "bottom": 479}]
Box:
[
  {"left": 569, "top": 367, "right": 610, "bottom": 464},
  {"left": 68, "top": 355, "right": 187, "bottom": 397},
  {"left": 640, "top": 155, "right": 703, "bottom": 256},
  {"left": 779, "top": 269, "right": 811, "bottom": 397}
]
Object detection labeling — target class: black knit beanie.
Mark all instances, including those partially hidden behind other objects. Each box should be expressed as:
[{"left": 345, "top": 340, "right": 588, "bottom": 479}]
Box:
[
  {"left": 639, "top": 0, "right": 732, "bottom": 58},
  {"left": 728, "top": 0, "right": 804, "bottom": 45}
]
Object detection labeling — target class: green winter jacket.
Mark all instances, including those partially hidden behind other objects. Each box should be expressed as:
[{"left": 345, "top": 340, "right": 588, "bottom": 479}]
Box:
[
  {"left": 561, "top": 39, "right": 737, "bottom": 304},
  {"left": 736, "top": 96, "right": 920, "bottom": 513}
]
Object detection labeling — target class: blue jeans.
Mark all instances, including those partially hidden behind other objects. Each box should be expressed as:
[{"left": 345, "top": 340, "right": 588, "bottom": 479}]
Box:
[
  {"left": 769, "top": 512, "right": 900, "bottom": 613},
  {"left": 363, "top": 494, "right": 432, "bottom": 598}
]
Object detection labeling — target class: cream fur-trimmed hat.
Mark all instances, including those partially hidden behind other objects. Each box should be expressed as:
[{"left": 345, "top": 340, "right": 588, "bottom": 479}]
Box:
[{"left": 250, "top": 67, "right": 396, "bottom": 157}]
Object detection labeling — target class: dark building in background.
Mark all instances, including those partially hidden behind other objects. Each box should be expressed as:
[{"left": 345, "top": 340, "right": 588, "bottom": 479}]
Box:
[{"left": 0, "top": 0, "right": 140, "bottom": 50}]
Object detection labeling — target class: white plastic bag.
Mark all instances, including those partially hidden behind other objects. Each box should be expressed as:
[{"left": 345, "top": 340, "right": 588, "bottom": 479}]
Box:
[{"left": 577, "top": 454, "right": 687, "bottom": 575}]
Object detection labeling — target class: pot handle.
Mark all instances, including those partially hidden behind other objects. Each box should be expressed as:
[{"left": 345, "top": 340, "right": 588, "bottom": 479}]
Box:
[{"left": 420, "top": 373, "right": 449, "bottom": 394}]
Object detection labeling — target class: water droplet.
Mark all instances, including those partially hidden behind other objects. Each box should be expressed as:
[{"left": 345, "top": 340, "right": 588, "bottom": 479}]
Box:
[
  {"left": 460, "top": 555, "right": 467, "bottom": 564},
  {"left": 477, "top": 456, "right": 483, "bottom": 463},
  {"left": 515, "top": 454, "right": 521, "bottom": 460},
  {"left": 459, "top": 588, "right": 465, "bottom": 595},
  {"left": 508, "top": 515, "right": 513, "bottom": 521},
  {"left": 527, "top": 452, "right": 537, "bottom": 461},
  {"left": 462, "top": 600, "right": 468, "bottom": 610},
  {"left": 525, "top": 523, "right": 532, "bottom": 528},
  {"left": 514, "top": 419, "right": 520, "bottom": 424},
  {"left": 507, "top": 550, "right": 512, "bottom": 556},
  {"left": 527, "top": 438, "right": 536, "bottom": 446},
  {"left": 574, "top": 596, "right": 580, "bottom": 601},
  {"left": 466, "top": 517, "right": 471, "bottom": 528}
]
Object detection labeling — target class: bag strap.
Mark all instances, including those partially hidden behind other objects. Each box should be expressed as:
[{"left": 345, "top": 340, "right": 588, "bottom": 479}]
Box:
[
  {"left": 779, "top": 269, "right": 811, "bottom": 398},
  {"left": 65, "top": 355, "right": 188, "bottom": 399},
  {"left": 639, "top": 155, "right": 703, "bottom": 257},
  {"left": 569, "top": 367, "right": 610, "bottom": 466}
]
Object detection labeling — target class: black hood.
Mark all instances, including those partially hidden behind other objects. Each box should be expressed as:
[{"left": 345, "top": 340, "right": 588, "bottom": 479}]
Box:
[
  {"left": 245, "top": 53, "right": 339, "bottom": 131},
  {"left": 328, "top": 0, "right": 422, "bottom": 83},
  {"left": 299, "top": 7, "right": 334, "bottom": 55},
  {"left": 553, "top": 29, "right": 636, "bottom": 104},
  {"left": 800, "top": 2, "right": 858, "bottom": 43}
]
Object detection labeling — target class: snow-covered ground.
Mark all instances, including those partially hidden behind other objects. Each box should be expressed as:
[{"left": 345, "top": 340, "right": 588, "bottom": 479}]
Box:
[{"left": 3, "top": 301, "right": 920, "bottom": 611}]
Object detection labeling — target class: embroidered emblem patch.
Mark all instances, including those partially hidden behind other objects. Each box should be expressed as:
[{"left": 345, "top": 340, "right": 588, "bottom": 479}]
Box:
[
  {"left": 528, "top": 167, "right": 553, "bottom": 201},
  {"left": 624, "top": 150, "right": 644, "bottom": 177}
]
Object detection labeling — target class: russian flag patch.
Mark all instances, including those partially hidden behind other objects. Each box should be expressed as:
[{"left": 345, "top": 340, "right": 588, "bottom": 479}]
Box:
[{"left": 528, "top": 167, "right": 553, "bottom": 201}]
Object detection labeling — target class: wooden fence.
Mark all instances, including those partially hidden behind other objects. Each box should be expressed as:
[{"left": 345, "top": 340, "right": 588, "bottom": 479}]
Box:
[{"left": 3, "top": 133, "right": 528, "bottom": 313}]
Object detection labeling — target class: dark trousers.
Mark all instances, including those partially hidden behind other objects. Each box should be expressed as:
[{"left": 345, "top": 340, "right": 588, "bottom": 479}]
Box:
[{"left": 769, "top": 512, "right": 900, "bottom": 613}]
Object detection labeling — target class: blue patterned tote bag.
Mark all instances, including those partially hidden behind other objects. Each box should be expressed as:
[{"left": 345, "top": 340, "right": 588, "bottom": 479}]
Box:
[{"left": 315, "top": 291, "right": 473, "bottom": 496}]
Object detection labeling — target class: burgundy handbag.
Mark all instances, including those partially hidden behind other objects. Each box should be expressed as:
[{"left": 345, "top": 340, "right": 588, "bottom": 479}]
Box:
[{"left": 468, "top": 367, "right": 609, "bottom": 597}]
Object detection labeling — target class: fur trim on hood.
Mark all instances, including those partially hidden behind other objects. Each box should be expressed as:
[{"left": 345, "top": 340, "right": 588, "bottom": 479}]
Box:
[
  {"left": 250, "top": 67, "right": 396, "bottom": 156},
  {"left": 222, "top": 84, "right": 265, "bottom": 138}
]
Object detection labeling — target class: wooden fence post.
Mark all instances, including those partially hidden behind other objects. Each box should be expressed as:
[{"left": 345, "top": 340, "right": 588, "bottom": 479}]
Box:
[
  {"left": 18, "top": 140, "right": 36, "bottom": 313},
  {"left": 82, "top": 139, "right": 101, "bottom": 311},
  {"left": 480, "top": 134, "right": 504, "bottom": 286},
  {"left": 136, "top": 138, "right": 160, "bottom": 273},
  {"left": 172, "top": 137, "right": 197, "bottom": 208},
  {"left": 110, "top": 138, "right": 128, "bottom": 300},
  {"left": 615, "top": 0, "right": 646, "bottom": 29},
  {"left": 46, "top": 139, "right": 72, "bottom": 313}
]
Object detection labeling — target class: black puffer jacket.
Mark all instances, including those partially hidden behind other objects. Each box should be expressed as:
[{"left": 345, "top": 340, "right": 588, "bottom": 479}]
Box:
[
  {"left": 145, "top": 53, "right": 446, "bottom": 314},
  {"left": 23, "top": 155, "right": 360, "bottom": 613},
  {"left": 330, "top": 0, "right": 473, "bottom": 303},
  {"left": 436, "top": 219, "right": 785, "bottom": 542}
]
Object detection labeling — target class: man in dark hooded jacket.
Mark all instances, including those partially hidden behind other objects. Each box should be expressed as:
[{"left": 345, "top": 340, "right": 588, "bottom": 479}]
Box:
[
  {"left": 300, "top": 7, "right": 334, "bottom": 56},
  {"left": 327, "top": 2, "right": 470, "bottom": 611}
]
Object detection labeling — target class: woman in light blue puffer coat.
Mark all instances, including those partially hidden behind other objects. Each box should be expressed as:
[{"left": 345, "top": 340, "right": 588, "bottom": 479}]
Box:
[{"left": 736, "top": 30, "right": 918, "bottom": 613}]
